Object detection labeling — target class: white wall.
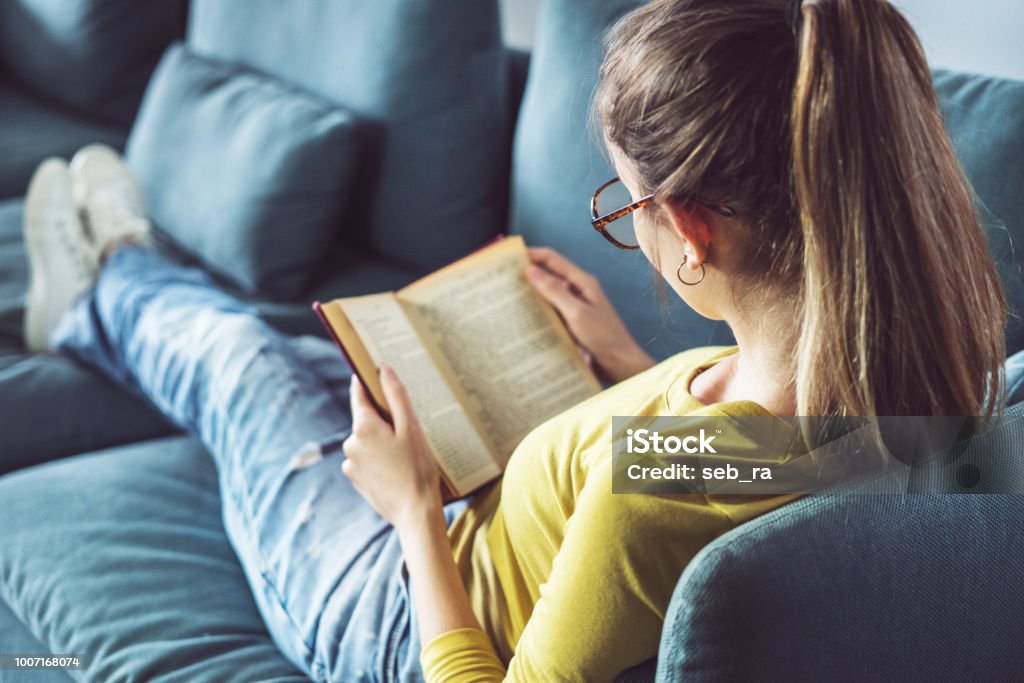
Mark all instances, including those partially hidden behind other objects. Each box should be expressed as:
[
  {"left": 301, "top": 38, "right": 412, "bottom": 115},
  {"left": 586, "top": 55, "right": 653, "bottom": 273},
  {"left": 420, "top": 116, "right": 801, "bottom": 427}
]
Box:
[
  {"left": 499, "top": 0, "right": 1024, "bottom": 80},
  {"left": 500, "top": 0, "right": 540, "bottom": 50},
  {"left": 892, "top": 0, "right": 1024, "bottom": 80}
]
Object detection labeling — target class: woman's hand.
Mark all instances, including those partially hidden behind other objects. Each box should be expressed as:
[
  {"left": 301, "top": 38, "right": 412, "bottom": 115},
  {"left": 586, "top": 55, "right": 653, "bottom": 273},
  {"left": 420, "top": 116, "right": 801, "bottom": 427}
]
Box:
[
  {"left": 525, "top": 247, "right": 655, "bottom": 384},
  {"left": 345, "top": 373, "right": 485, "bottom": 651},
  {"left": 342, "top": 366, "right": 443, "bottom": 531}
]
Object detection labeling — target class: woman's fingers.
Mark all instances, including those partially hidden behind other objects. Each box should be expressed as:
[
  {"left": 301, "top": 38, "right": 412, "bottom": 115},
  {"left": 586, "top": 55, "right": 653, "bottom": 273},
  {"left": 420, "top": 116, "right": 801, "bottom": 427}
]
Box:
[
  {"left": 526, "top": 264, "right": 586, "bottom": 323},
  {"left": 526, "top": 247, "right": 600, "bottom": 301},
  {"left": 349, "top": 374, "right": 371, "bottom": 423},
  {"left": 379, "top": 365, "right": 413, "bottom": 436},
  {"left": 349, "top": 373, "right": 388, "bottom": 435}
]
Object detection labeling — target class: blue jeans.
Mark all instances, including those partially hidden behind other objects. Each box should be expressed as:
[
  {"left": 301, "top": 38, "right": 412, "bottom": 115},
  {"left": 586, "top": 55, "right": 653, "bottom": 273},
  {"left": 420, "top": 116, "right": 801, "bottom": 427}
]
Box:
[{"left": 53, "top": 246, "right": 469, "bottom": 683}]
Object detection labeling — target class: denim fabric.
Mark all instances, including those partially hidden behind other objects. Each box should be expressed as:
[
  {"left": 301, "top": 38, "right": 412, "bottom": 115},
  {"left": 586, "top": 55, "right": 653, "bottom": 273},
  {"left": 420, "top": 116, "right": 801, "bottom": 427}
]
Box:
[{"left": 52, "top": 246, "right": 467, "bottom": 682}]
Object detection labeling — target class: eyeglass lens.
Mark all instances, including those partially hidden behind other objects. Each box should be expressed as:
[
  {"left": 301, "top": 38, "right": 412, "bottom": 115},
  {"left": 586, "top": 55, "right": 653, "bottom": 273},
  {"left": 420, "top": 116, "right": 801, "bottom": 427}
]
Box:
[{"left": 595, "top": 180, "right": 639, "bottom": 247}]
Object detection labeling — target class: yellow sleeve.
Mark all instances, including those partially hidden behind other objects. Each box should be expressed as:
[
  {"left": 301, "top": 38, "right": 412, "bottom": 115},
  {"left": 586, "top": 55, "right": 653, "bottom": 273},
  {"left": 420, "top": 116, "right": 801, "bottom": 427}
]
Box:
[
  {"left": 421, "top": 461, "right": 731, "bottom": 682},
  {"left": 421, "top": 628, "right": 506, "bottom": 682}
]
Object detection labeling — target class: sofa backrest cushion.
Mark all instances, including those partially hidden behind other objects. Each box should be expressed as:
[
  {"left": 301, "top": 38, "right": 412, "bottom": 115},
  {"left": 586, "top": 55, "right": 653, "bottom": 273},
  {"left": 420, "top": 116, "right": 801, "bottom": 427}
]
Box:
[
  {"left": 0, "top": 0, "right": 187, "bottom": 126},
  {"left": 509, "top": 0, "right": 725, "bottom": 362},
  {"left": 511, "top": 0, "right": 1024, "bottom": 360},
  {"left": 126, "top": 44, "right": 363, "bottom": 298},
  {"left": 184, "top": 0, "right": 508, "bottom": 276},
  {"left": 933, "top": 70, "right": 1024, "bottom": 354}
]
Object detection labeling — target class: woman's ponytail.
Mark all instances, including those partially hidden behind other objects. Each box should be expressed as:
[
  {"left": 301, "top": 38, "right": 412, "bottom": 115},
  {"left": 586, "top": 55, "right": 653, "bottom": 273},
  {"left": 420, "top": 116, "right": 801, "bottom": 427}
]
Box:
[
  {"left": 599, "top": 0, "right": 1006, "bottom": 419},
  {"left": 790, "top": 0, "right": 1006, "bottom": 418}
]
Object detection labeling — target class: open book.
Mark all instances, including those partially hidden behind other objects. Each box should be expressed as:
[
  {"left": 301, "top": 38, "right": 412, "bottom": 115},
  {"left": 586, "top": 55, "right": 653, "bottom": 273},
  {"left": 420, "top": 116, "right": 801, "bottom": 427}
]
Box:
[{"left": 313, "top": 235, "right": 602, "bottom": 497}]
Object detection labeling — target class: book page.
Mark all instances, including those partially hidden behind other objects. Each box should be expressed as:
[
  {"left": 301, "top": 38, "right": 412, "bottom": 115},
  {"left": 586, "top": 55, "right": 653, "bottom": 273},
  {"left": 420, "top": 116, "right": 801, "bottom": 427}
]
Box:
[
  {"left": 336, "top": 294, "right": 501, "bottom": 495},
  {"left": 316, "top": 300, "right": 388, "bottom": 417},
  {"left": 398, "top": 236, "right": 602, "bottom": 463}
]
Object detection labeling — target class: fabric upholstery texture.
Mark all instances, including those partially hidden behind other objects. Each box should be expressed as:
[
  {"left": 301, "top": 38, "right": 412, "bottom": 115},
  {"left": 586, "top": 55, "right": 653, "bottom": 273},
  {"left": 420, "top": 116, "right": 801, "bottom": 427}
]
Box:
[
  {"left": 658, "top": 492, "right": 1024, "bottom": 681},
  {"left": 0, "top": 199, "right": 176, "bottom": 473},
  {"left": 1, "top": 0, "right": 1022, "bottom": 678},
  {"left": 0, "top": 84, "right": 126, "bottom": 199},
  {"left": 0, "top": 436, "right": 308, "bottom": 683},
  {"left": 185, "top": 0, "right": 509, "bottom": 275},
  {"left": 0, "top": 198, "right": 29, "bottom": 343},
  {"left": 126, "top": 43, "right": 364, "bottom": 298},
  {"left": 0, "top": 0, "right": 187, "bottom": 125},
  {"left": 933, "top": 70, "right": 1024, "bottom": 354},
  {"left": 0, "top": 603, "right": 71, "bottom": 683}
]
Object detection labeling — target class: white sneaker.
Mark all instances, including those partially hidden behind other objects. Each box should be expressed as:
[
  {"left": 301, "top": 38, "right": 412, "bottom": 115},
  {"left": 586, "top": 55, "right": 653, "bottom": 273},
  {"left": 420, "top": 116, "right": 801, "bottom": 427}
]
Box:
[
  {"left": 23, "top": 158, "right": 100, "bottom": 352},
  {"left": 69, "top": 143, "right": 151, "bottom": 257}
]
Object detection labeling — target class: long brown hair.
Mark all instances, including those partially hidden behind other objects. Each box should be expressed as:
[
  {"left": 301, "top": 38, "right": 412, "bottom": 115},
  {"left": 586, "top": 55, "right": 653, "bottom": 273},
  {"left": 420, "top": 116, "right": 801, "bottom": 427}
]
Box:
[{"left": 597, "top": 0, "right": 1006, "bottom": 419}]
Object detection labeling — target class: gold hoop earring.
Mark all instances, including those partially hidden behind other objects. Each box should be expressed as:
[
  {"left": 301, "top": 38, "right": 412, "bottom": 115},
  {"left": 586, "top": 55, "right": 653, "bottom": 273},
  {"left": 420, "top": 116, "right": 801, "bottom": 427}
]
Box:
[{"left": 677, "top": 255, "right": 705, "bottom": 286}]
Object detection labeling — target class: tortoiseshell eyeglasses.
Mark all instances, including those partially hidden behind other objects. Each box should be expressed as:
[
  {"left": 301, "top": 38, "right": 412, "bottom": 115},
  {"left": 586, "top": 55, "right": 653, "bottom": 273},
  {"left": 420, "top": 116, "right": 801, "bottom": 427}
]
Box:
[{"left": 590, "top": 178, "right": 736, "bottom": 250}]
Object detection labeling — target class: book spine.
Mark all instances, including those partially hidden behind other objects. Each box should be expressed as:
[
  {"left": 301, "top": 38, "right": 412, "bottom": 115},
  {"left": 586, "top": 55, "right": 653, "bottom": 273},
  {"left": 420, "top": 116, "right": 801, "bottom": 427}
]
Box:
[{"left": 311, "top": 301, "right": 392, "bottom": 424}]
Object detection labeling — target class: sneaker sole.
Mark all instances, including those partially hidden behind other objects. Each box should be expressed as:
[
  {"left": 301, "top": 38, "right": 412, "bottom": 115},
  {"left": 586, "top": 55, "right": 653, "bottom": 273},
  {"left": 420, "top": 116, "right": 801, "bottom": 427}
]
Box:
[{"left": 23, "top": 159, "right": 78, "bottom": 352}]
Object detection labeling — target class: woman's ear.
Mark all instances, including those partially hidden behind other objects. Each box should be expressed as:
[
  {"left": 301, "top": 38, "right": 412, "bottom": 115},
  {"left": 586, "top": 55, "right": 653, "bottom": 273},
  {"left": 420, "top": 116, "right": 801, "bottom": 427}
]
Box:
[{"left": 661, "top": 197, "right": 713, "bottom": 266}]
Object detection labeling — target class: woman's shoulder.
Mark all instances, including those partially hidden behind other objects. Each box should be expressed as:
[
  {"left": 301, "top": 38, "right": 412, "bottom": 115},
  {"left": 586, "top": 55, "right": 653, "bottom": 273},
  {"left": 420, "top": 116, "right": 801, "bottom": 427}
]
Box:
[{"left": 513, "top": 346, "right": 741, "bottom": 461}]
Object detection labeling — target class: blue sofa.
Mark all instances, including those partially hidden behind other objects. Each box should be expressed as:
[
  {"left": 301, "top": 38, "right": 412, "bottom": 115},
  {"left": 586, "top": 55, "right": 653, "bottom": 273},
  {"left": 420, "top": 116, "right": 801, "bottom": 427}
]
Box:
[{"left": 2, "top": 0, "right": 1023, "bottom": 681}]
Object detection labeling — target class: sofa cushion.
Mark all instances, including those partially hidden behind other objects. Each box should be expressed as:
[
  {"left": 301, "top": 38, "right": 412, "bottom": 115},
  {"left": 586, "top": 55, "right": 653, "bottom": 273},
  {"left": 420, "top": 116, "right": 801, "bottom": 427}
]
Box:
[
  {"left": 0, "top": 198, "right": 29, "bottom": 343},
  {"left": 509, "top": 0, "right": 731, "bottom": 361},
  {"left": 658, "top": 490, "right": 1024, "bottom": 681},
  {"left": 0, "top": 602, "right": 72, "bottom": 683},
  {"left": 934, "top": 70, "right": 1024, "bottom": 354},
  {"left": 0, "top": 0, "right": 187, "bottom": 126},
  {"left": 126, "top": 43, "right": 364, "bottom": 299},
  {"left": 0, "top": 83, "right": 127, "bottom": 199},
  {"left": 0, "top": 349, "right": 179, "bottom": 475},
  {"left": 0, "top": 198, "right": 177, "bottom": 473},
  {"left": 185, "top": 0, "right": 508, "bottom": 275},
  {"left": 0, "top": 436, "right": 307, "bottom": 682}
]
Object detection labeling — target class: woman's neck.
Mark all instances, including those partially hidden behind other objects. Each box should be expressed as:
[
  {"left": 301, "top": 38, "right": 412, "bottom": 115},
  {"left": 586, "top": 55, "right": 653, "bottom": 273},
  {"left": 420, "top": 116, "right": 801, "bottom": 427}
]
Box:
[{"left": 690, "top": 313, "right": 797, "bottom": 417}]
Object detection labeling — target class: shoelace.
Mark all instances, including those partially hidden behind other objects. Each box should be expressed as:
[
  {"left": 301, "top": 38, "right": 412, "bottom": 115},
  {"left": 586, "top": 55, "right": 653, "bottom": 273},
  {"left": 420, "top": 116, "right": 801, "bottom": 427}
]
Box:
[{"left": 80, "top": 191, "right": 148, "bottom": 248}]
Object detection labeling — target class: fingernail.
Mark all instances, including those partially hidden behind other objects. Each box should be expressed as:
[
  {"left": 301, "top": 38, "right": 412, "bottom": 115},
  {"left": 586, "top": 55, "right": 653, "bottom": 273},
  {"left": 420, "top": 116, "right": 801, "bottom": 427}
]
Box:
[
  {"left": 381, "top": 365, "right": 395, "bottom": 379},
  {"left": 526, "top": 265, "right": 541, "bottom": 279}
]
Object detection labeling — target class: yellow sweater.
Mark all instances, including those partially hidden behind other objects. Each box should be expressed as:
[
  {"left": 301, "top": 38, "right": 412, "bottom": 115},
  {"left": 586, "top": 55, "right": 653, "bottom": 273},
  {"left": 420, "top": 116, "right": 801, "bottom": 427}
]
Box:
[{"left": 421, "top": 346, "right": 800, "bottom": 681}]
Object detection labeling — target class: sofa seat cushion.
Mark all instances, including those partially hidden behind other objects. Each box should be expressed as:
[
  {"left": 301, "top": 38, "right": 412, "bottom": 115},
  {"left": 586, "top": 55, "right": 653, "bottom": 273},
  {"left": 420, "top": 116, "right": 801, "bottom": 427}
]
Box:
[
  {"left": 0, "top": 436, "right": 306, "bottom": 682},
  {"left": 252, "top": 244, "right": 421, "bottom": 338},
  {"left": 0, "top": 198, "right": 176, "bottom": 473},
  {"left": 0, "top": 84, "right": 127, "bottom": 200},
  {"left": 126, "top": 43, "right": 365, "bottom": 299},
  {"left": 0, "top": 602, "right": 73, "bottom": 683},
  {"left": 0, "top": 198, "right": 28, "bottom": 343}
]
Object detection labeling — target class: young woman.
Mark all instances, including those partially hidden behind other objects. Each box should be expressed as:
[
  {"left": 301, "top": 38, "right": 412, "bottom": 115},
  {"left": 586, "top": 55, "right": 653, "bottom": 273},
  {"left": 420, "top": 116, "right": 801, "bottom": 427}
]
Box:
[{"left": 22, "top": 0, "right": 1006, "bottom": 680}]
